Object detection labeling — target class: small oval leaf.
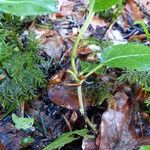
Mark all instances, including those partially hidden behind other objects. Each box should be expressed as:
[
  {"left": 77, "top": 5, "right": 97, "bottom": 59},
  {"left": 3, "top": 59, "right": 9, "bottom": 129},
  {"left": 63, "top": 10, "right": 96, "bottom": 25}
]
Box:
[
  {"left": 100, "top": 43, "right": 150, "bottom": 71},
  {"left": 91, "top": 0, "right": 121, "bottom": 12},
  {"left": 12, "top": 113, "right": 34, "bottom": 130},
  {"left": 0, "top": 0, "right": 58, "bottom": 16}
]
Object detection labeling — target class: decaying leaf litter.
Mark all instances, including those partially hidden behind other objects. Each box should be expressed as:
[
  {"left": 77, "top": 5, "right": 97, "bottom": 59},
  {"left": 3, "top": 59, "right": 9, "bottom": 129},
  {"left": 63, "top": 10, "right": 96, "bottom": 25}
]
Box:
[{"left": 0, "top": 0, "right": 150, "bottom": 149}]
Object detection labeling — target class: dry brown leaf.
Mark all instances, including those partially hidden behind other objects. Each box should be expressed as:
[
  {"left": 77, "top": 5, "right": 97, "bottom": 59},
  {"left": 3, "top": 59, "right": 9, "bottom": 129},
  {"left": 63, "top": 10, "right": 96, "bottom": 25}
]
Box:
[
  {"left": 128, "top": 34, "right": 146, "bottom": 41},
  {"left": 47, "top": 84, "right": 79, "bottom": 110},
  {"left": 97, "top": 91, "right": 150, "bottom": 150},
  {"left": 134, "top": 0, "right": 150, "bottom": 15},
  {"left": 59, "top": 1, "right": 74, "bottom": 16},
  {"left": 82, "top": 138, "right": 98, "bottom": 150},
  {"left": 47, "top": 70, "right": 65, "bottom": 87},
  {"left": 47, "top": 71, "right": 92, "bottom": 109},
  {"left": 126, "top": 0, "right": 144, "bottom": 21},
  {"left": 78, "top": 46, "right": 93, "bottom": 56},
  {"left": 90, "top": 16, "right": 108, "bottom": 30},
  {"left": 0, "top": 142, "right": 6, "bottom": 150},
  {"left": 120, "top": 0, "right": 144, "bottom": 30}
]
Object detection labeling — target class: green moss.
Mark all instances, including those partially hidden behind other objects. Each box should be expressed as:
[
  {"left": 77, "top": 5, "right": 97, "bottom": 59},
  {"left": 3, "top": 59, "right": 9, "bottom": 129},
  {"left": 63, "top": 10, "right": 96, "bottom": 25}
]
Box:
[
  {"left": 83, "top": 77, "right": 112, "bottom": 105},
  {"left": 119, "top": 70, "right": 150, "bottom": 91},
  {"left": 0, "top": 13, "right": 46, "bottom": 109}
]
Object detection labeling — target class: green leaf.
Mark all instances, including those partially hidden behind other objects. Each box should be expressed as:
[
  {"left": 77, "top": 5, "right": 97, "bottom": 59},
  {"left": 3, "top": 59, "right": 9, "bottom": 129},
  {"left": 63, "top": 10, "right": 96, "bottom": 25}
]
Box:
[
  {"left": 100, "top": 43, "right": 150, "bottom": 71},
  {"left": 0, "top": 0, "right": 58, "bottom": 16},
  {"left": 12, "top": 113, "right": 34, "bottom": 130},
  {"left": 91, "top": 0, "right": 121, "bottom": 12},
  {"left": 43, "top": 129, "right": 91, "bottom": 150},
  {"left": 139, "top": 145, "right": 150, "bottom": 150}
]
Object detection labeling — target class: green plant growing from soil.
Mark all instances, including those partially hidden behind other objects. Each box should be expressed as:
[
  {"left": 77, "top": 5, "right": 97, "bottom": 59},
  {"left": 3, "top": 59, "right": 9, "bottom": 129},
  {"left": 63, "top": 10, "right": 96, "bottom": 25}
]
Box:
[
  {"left": 70, "top": 0, "right": 123, "bottom": 130},
  {"left": 69, "top": 0, "right": 150, "bottom": 131}
]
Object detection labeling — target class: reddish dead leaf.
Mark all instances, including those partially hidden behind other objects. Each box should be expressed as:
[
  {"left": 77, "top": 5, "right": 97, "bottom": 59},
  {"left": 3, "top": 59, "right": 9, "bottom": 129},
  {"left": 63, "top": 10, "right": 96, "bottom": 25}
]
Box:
[
  {"left": 0, "top": 142, "right": 6, "bottom": 150},
  {"left": 47, "top": 71, "right": 92, "bottom": 109},
  {"left": 77, "top": 45, "right": 100, "bottom": 62},
  {"left": 47, "top": 71, "right": 79, "bottom": 109},
  {"left": 54, "top": 13, "right": 65, "bottom": 18},
  {"left": 48, "top": 84, "right": 79, "bottom": 109},
  {"left": 141, "top": 112, "right": 150, "bottom": 120},
  {"left": 78, "top": 46, "right": 93, "bottom": 55},
  {"left": 29, "top": 24, "right": 56, "bottom": 43},
  {"left": 97, "top": 91, "right": 150, "bottom": 150}
]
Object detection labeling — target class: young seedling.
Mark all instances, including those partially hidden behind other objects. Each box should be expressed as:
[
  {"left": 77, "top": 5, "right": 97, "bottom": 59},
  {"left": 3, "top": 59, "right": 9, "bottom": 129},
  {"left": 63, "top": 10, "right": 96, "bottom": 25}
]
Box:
[
  {"left": 70, "top": 0, "right": 123, "bottom": 131},
  {"left": 70, "top": 0, "right": 150, "bottom": 131}
]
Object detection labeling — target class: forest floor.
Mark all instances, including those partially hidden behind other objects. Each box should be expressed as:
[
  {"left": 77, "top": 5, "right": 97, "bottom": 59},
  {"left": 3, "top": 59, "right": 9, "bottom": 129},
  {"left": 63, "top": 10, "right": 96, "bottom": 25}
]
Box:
[{"left": 0, "top": 0, "right": 150, "bottom": 150}]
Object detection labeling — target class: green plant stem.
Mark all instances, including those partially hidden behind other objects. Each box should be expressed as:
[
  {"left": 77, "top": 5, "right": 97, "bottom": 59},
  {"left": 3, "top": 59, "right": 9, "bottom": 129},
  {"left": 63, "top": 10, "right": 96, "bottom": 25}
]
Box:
[
  {"left": 71, "top": 11, "right": 95, "bottom": 75},
  {"left": 70, "top": 0, "right": 97, "bottom": 131},
  {"left": 67, "top": 70, "right": 80, "bottom": 82},
  {"left": 77, "top": 64, "right": 103, "bottom": 130},
  {"left": 77, "top": 85, "right": 84, "bottom": 115},
  {"left": 78, "top": 64, "right": 104, "bottom": 114},
  {"left": 71, "top": 0, "right": 95, "bottom": 115},
  {"left": 84, "top": 64, "right": 103, "bottom": 79},
  {"left": 77, "top": 85, "right": 97, "bottom": 132},
  {"left": 134, "top": 21, "right": 150, "bottom": 42},
  {"left": 77, "top": 64, "right": 104, "bottom": 132},
  {"left": 85, "top": 116, "right": 97, "bottom": 132}
]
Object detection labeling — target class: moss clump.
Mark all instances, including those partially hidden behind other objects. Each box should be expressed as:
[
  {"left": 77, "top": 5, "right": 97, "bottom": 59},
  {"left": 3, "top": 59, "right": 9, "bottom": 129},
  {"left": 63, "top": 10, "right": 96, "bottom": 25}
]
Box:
[{"left": 0, "top": 13, "right": 45, "bottom": 109}]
